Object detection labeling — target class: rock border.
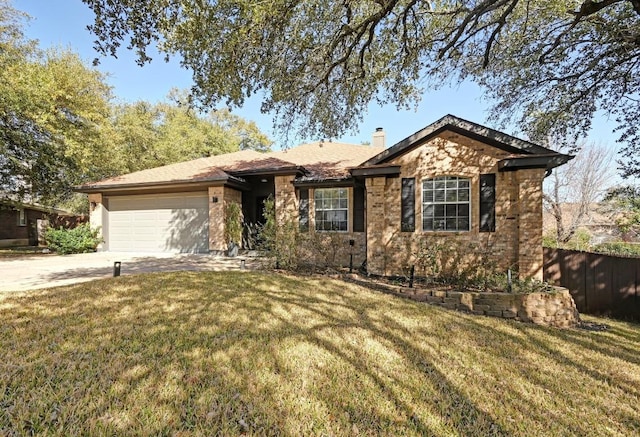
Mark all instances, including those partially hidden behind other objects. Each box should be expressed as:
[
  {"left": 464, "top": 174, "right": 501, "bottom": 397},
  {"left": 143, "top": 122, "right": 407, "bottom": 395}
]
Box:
[{"left": 342, "top": 274, "right": 579, "bottom": 328}]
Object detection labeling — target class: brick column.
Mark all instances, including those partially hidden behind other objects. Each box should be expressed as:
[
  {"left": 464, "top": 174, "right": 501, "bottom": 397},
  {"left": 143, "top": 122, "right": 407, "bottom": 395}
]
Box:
[
  {"left": 208, "top": 186, "right": 243, "bottom": 253},
  {"left": 208, "top": 186, "right": 225, "bottom": 253},
  {"left": 516, "top": 169, "right": 545, "bottom": 280},
  {"left": 88, "top": 193, "right": 107, "bottom": 251},
  {"left": 366, "top": 177, "right": 387, "bottom": 275},
  {"left": 274, "top": 175, "right": 297, "bottom": 225}
]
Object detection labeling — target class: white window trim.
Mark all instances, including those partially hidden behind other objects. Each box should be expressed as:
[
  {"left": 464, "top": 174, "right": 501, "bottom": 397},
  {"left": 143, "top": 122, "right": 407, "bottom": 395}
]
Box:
[
  {"left": 422, "top": 176, "right": 471, "bottom": 232},
  {"left": 17, "top": 208, "right": 27, "bottom": 227},
  {"left": 314, "top": 187, "right": 349, "bottom": 232}
]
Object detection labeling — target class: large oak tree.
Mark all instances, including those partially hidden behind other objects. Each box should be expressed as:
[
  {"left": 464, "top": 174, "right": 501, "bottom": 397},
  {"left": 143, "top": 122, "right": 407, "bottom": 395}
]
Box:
[
  {"left": 1, "top": 1, "right": 272, "bottom": 207},
  {"left": 82, "top": 0, "right": 640, "bottom": 175},
  {"left": 1, "top": 1, "right": 113, "bottom": 204}
]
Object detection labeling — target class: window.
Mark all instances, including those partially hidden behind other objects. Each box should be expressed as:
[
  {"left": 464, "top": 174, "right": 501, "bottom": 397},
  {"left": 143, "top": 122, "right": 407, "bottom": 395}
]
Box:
[
  {"left": 422, "top": 176, "right": 470, "bottom": 231},
  {"left": 314, "top": 188, "right": 348, "bottom": 231},
  {"left": 17, "top": 208, "right": 26, "bottom": 226}
]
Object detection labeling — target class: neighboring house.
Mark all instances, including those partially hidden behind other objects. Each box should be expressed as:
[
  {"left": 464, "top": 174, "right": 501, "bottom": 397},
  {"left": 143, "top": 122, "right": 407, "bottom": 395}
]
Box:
[
  {"left": 78, "top": 115, "right": 571, "bottom": 279},
  {"left": 0, "top": 199, "right": 75, "bottom": 247}
]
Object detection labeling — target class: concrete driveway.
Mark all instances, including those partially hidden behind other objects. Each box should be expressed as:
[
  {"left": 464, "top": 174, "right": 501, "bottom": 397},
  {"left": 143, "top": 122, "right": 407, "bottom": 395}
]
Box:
[{"left": 0, "top": 252, "right": 259, "bottom": 292}]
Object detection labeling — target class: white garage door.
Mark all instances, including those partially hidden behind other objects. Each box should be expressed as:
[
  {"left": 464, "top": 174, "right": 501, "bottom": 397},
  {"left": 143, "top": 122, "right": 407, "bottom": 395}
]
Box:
[{"left": 107, "top": 193, "right": 209, "bottom": 253}]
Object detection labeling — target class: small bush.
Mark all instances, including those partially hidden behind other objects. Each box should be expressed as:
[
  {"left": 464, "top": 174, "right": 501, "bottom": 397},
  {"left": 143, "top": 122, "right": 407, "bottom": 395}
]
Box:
[
  {"left": 592, "top": 242, "right": 640, "bottom": 257},
  {"left": 44, "top": 223, "right": 102, "bottom": 254}
]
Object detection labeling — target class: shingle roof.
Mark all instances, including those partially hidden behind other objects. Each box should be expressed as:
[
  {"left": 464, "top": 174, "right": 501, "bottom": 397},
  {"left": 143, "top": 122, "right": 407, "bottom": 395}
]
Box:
[
  {"left": 79, "top": 142, "right": 384, "bottom": 190},
  {"left": 81, "top": 150, "right": 298, "bottom": 189},
  {"left": 272, "top": 141, "right": 385, "bottom": 180},
  {"left": 79, "top": 114, "right": 571, "bottom": 192}
]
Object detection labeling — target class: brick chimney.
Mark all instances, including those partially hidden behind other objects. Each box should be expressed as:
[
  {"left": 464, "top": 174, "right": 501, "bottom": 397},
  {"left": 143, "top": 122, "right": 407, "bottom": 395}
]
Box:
[{"left": 372, "top": 127, "right": 385, "bottom": 148}]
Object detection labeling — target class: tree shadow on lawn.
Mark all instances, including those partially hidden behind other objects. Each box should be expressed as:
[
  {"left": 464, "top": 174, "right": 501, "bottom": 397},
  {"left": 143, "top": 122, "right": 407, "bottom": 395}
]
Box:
[
  {"left": 1, "top": 271, "right": 639, "bottom": 435},
  {"left": 250, "top": 278, "right": 509, "bottom": 436},
  {"left": 443, "top": 312, "right": 640, "bottom": 434}
]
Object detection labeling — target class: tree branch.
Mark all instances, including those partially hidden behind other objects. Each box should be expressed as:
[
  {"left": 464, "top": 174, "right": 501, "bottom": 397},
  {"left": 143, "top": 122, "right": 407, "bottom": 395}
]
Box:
[
  {"left": 540, "top": 0, "right": 626, "bottom": 62},
  {"left": 483, "top": 0, "right": 519, "bottom": 67}
]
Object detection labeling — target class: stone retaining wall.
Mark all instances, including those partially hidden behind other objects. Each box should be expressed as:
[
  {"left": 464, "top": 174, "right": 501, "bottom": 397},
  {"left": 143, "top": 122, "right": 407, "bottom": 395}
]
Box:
[
  {"left": 416, "top": 288, "right": 579, "bottom": 327},
  {"left": 343, "top": 275, "right": 579, "bottom": 328}
]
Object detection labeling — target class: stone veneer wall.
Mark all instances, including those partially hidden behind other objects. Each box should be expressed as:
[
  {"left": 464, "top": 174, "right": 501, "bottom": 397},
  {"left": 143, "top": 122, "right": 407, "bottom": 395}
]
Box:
[
  {"left": 417, "top": 288, "right": 579, "bottom": 327},
  {"left": 344, "top": 275, "right": 579, "bottom": 327},
  {"left": 274, "top": 175, "right": 297, "bottom": 225},
  {"left": 304, "top": 186, "right": 366, "bottom": 268},
  {"left": 516, "top": 168, "right": 545, "bottom": 278},
  {"left": 208, "top": 186, "right": 242, "bottom": 252},
  {"left": 364, "top": 133, "right": 546, "bottom": 280},
  {"left": 272, "top": 180, "right": 368, "bottom": 269}
]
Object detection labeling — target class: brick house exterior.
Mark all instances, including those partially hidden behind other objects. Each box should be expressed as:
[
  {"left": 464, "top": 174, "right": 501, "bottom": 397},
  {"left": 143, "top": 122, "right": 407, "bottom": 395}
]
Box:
[
  {"left": 79, "top": 115, "right": 571, "bottom": 279},
  {"left": 0, "top": 201, "right": 82, "bottom": 247}
]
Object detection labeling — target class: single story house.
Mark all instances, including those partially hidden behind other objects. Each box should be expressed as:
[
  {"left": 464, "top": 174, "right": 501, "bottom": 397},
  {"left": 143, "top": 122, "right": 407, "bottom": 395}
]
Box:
[
  {"left": 78, "top": 115, "right": 572, "bottom": 279},
  {"left": 0, "top": 199, "right": 76, "bottom": 247}
]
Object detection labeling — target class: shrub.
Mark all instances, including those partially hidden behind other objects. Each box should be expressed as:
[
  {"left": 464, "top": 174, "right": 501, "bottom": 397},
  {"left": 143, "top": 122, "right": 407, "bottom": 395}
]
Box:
[
  {"left": 224, "top": 201, "right": 243, "bottom": 246},
  {"left": 258, "top": 196, "right": 302, "bottom": 269},
  {"left": 543, "top": 229, "right": 592, "bottom": 251},
  {"left": 44, "top": 223, "right": 102, "bottom": 254},
  {"left": 592, "top": 242, "right": 640, "bottom": 257}
]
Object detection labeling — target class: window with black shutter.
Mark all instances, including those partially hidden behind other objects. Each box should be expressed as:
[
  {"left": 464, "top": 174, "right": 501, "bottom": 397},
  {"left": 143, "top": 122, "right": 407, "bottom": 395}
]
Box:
[
  {"left": 299, "top": 188, "right": 309, "bottom": 231},
  {"left": 479, "top": 173, "right": 496, "bottom": 232},
  {"left": 401, "top": 178, "right": 415, "bottom": 232}
]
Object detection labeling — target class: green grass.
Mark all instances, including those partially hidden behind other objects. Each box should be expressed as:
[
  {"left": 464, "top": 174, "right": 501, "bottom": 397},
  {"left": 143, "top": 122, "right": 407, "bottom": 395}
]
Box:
[{"left": 1, "top": 271, "right": 639, "bottom": 436}]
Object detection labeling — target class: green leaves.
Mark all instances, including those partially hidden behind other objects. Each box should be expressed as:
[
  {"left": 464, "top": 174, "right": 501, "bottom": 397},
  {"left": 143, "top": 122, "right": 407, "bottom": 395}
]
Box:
[
  {"left": 1, "top": 2, "right": 272, "bottom": 207},
  {"left": 109, "top": 98, "right": 272, "bottom": 175},
  {"left": 1, "top": 1, "right": 114, "bottom": 204},
  {"left": 44, "top": 223, "right": 102, "bottom": 254},
  {"left": 83, "top": 0, "right": 639, "bottom": 173}
]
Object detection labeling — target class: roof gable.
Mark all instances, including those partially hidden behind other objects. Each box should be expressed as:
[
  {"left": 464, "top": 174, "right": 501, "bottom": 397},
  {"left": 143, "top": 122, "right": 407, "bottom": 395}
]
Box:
[{"left": 362, "top": 114, "right": 562, "bottom": 166}]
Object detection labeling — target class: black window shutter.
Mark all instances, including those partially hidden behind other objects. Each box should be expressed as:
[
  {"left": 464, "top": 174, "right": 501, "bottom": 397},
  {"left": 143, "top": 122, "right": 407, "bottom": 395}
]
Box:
[
  {"left": 401, "top": 178, "right": 415, "bottom": 232},
  {"left": 479, "top": 174, "right": 496, "bottom": 232},
  {"left": 353, "top": 184, "right": 365, "bottom": 232},
  {"left": 299, "top": 188, "right": 309, "bottom": 232}
]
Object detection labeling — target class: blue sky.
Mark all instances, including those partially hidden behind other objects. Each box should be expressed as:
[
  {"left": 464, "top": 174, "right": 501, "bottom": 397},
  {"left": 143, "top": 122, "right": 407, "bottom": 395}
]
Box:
[{"left": 13, "top": 0, "right": 620, "bottom": 150}]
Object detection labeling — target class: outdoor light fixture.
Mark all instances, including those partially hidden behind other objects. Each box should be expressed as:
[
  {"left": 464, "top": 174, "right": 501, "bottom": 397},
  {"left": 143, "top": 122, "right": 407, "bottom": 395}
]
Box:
[
  {"left": 261, "top": 178, "right": 268, "bottom": 183},
  {"left": 211, "top": 196, "right": 219, "bottom": 203},
  {"left": 90, "top": 201, "right": 97, "bottom": 210}
]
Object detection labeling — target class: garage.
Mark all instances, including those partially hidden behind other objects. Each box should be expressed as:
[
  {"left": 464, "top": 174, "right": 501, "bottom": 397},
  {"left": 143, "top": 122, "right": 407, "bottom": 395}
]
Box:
[{"left": 106, "top": 193, "right": 209, "bottom": 253}]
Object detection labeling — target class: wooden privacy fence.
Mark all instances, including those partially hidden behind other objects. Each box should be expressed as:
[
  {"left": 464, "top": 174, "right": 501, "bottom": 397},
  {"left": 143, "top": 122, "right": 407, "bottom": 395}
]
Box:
[{"left": 543, "top": 248, "right": 640, "bottom": 321}]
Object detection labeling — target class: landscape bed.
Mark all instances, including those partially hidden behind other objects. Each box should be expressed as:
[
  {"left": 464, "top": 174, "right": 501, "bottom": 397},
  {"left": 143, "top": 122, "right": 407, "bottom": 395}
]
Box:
[
  {"left": 343, "top": 275, "right": 580, "bottom": 327},
  {"left": 0, "top": 271, "right": 638, "bottom": 436}
]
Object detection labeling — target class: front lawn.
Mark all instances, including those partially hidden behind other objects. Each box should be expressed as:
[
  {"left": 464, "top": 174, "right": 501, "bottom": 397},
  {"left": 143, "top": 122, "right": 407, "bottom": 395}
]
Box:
[{"left": 1, "top": 271, "right": 638, "bottom": 436}]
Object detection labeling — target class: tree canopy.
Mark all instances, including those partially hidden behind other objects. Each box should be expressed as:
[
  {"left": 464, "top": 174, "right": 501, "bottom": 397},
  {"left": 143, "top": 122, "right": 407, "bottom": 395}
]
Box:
[
  {"left": 1, "top": 1, "right": 272, "bottom": 207},
  {"left": 110, "top": 96, "right": 271, "bottom": 175},
  {"left": 603, "top": 185, "right": 640, "bottom": 237},
  {"left": 1, "top": 1, "right": 113, "bottom": 204},
  {"left": 82, "top": 0, "right": 640, "bottom": 175}
]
